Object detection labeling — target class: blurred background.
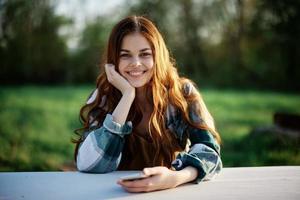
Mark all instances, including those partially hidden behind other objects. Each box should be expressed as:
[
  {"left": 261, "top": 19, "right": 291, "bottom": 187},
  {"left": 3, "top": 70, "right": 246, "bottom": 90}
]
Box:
[{"left": 0, "top": 0, "right": 299, "bottom": 171}]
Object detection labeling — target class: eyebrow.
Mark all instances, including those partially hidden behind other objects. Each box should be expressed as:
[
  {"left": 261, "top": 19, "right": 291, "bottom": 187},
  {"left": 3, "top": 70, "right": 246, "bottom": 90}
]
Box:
[{"left": 120, "top": 48, "right": 151, "bottom": 52}]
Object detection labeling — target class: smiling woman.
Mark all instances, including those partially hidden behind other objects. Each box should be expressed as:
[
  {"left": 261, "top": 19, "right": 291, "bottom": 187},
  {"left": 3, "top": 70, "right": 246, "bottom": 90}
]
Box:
[
  {"left": 118, "top": 33, "right": 154, "bottom": 88},
  {"left": 73, "top": 15, "right": 222, "bottom": 193}
]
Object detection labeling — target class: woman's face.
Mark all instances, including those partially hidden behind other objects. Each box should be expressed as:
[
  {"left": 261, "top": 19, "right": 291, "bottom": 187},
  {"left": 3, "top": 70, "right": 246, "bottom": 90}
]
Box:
[{"left": 118, "top": 32, "right": 154, "bottom": 88}]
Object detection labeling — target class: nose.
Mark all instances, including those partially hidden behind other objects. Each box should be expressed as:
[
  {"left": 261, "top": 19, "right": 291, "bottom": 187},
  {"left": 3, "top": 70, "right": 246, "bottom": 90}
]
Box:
[{"left": 131, "top": 56, "right": 142, "bottom": 67}]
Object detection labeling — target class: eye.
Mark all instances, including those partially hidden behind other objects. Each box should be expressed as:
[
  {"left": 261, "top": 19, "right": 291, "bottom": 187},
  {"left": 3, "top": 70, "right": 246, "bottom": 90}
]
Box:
[
  {"left": 140, "top": 52, "right": 152, "bottom": 57},
  {"left": 120, "top": 53, "right": 130, "bottom": 58}
]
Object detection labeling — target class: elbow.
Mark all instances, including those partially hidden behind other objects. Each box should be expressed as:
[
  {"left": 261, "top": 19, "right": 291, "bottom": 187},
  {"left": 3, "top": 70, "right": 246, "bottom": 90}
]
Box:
[
  {"left": 76, "top": 158, "right": 112, "bottom": 173},
  {"left": 202, "top": 154, "right": 223, "bottom": 181},
  {"left": 76, "top": 158, "right": 94, "bottom": 173},
  {"left": 75, "top": 144, "right": 103, "bottom": 172},
  {"left": 76, "top": 153, "right": 121, "bottom": 173},
  {"left": 75, "top": 131, "right": 123, "bottom": 173},
  {"left": 76, "top": 153, "right": 93, "bottom": 172}
]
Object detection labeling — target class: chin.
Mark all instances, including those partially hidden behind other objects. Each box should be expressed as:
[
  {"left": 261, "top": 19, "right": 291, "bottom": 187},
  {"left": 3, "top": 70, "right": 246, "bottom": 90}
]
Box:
[
  {"left": 131, "top": 83, "right": 146, "bottom": 88},
  {"left": 127, "top": 80, "right": 147, "bottom": 88}
]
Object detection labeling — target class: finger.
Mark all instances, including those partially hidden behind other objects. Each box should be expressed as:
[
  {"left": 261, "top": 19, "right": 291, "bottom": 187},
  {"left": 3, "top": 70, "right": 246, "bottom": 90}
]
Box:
[
  {"left": 105, "top": 64, "right": 114, "bottom": 81},
  {"left": 108, "top": 65, "right": 118, "bottom": 77},
  {"left": 123, "top": 186, "right": 152, "bottom": 193},
  {"left": 105, "top": 63, "right": 114, "bottom": 68},
  {"left": 120, "top": 181, "right": 154, "bottom": 193},
  {"left": 143, "top": 167, "right": 163, "bottom": 176},
  {"left": 104, "top": 64, "right": 111, "bottom": 78},
  {"left": 117, "top": 179, "right": 143, "bottom": 188},
  {"left": 143, "top": 168, "right": 151, "bottom": 176},
  {"left": 118, "top": 178, "right": 152, "bottom": 188},
  {"left": 108, "top": 65, "right": 119, "bottom": 80}
]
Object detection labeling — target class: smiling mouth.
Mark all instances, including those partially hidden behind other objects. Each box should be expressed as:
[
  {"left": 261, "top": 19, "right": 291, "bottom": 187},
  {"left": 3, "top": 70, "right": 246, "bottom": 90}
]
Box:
[{"left": 127, "top": 70, "right": 147, "bottom": 77}]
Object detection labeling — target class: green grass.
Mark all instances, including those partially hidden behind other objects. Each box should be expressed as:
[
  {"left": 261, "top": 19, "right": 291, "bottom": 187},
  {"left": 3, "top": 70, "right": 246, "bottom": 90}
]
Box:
[
  {"left": 0, "top": 86, "right": 92, "bottom": 171},
  {"left": 203, "top": 89, "right": 300, "bottom": 166},
  {"left": 0, "top": 86, "right": 299, "bottom": 171}
]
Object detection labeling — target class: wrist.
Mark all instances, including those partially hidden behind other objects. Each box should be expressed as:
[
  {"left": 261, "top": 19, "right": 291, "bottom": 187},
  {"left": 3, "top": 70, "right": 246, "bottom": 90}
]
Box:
[
  {"left": 122, "top": 89, "right": 135, "bottom": 100},
  {"left": 173, "top": 166, "right": 198, "bottom": 186}
]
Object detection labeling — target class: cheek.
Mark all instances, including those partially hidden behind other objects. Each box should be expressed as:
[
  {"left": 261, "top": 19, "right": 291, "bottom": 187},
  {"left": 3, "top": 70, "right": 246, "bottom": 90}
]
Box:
[{"left": 144, "top": 58, "right": 154, "bottom": 69}]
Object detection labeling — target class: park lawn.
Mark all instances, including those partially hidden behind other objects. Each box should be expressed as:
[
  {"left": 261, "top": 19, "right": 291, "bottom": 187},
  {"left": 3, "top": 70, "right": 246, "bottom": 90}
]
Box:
[
  {"left": 204, "top": 89, "right": 300, "bottom": 166},
  {"left": 0, "top": 86, "right": 299, "bottom": 171}
]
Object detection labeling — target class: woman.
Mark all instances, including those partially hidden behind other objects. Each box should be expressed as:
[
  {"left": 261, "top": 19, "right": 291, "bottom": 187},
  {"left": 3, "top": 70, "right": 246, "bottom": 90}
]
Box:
[{"left": 74, "top": 15, "right": 222, "bottom": 193}]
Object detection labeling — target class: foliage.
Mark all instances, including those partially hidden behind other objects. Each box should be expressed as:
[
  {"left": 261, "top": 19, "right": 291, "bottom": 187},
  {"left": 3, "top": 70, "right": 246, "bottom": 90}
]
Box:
[
  {"left": 125, "top": 0, "right": 300, "bottom": 90},
  {"left": 0, "top": 0, "right": 71, "bottom": 84},
  {"left": 68, "top": 16, "right": 113, "bottom": 83},
  {"left": 0, "top": 0, "right": 299, "bottom": 91}
]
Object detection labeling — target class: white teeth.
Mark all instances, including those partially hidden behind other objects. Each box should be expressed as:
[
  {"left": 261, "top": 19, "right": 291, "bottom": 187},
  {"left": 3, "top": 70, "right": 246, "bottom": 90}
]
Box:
[{"left": 129, "top": 71, "right": 143, "bottom": 76}]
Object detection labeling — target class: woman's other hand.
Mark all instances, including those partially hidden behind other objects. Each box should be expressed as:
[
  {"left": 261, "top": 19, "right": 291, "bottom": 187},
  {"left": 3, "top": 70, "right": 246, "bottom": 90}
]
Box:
[
  {"left": 105, "top": 63, "right": 135, "bottom": 96},
  {"left": 117, "top": 166, "right": 180, "bottom": 193}
]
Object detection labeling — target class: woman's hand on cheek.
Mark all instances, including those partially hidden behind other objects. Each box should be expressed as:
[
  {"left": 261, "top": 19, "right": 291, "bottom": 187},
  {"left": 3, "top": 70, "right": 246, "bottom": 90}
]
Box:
[
  {"left": 105, "top": 64, "right": 135, "bottom": 96},
  {"left": 117, "top": 167, "right": 179, "bottom": 193}
]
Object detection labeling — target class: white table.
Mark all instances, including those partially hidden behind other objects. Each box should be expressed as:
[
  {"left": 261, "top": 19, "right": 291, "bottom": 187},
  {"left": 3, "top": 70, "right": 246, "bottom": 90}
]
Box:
[{"left": 0, "top": 166, "right": 299, "bottom": 200}]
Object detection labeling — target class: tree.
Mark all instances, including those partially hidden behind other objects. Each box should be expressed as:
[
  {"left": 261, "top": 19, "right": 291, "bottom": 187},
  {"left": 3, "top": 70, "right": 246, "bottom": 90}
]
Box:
[
  {"left": 0, "top": 0, "right": 70, "bottom": 84},
  {"left": 250, "top": 0, "right": 300, "bottom": 90},
  {"left": 125, "top": 0, "right": 208, "bottom": 82},
  {"left": 70, "top": 16, "right": 113, "bottom": 83}
]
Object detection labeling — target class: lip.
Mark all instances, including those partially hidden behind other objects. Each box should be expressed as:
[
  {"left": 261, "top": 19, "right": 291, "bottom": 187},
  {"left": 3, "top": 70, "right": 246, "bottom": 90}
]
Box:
[{"left": 126, "top": 70, "right": 147, "bottom": 77}]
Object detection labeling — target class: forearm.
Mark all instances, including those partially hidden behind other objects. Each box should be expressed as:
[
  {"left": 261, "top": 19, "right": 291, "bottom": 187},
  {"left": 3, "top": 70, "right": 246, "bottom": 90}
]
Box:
[
  {"left": 174, "top": 166, "right": 198, "bottom": 186},
  {"left": 77, "top": 114, "right": 133, "bottom": 173},
  {"left": 77, "top": 128, "right": 124, "bottom": 172},
  {"left": 172, "top": 143, "right": 222, "bottom": 183},
  {"left": 112, "top": 90, "right": 135, "bottom": 125}
]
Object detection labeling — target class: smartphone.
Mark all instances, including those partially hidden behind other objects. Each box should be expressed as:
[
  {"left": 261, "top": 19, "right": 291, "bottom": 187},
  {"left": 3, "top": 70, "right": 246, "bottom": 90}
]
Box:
[{"left": 120, "top": 172, "right": 150, "bottom": 181}]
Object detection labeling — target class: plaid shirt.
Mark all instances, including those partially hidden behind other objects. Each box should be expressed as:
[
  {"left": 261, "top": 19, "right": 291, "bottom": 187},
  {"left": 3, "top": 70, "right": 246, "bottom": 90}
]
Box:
[{"left": 76, "top": 85, "right": 222, "bottom": 183}]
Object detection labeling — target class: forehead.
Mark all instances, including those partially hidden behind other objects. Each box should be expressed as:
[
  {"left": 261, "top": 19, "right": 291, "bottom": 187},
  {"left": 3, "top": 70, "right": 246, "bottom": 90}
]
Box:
[{"left": 121, "top": 32, "right": 152, "bottom": 51}]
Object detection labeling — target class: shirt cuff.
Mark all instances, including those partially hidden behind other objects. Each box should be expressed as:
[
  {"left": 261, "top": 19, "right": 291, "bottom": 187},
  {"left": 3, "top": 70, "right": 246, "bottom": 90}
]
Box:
[
  {"left": 103, "top": 114, "right": 132, "bottom": 137},
  {"left": 172, "top": 152, "right": 207, "bottom": 183}
]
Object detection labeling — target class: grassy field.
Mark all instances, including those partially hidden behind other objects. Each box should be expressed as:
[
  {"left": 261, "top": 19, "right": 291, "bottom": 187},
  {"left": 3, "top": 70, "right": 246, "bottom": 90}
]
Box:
[{"left": 0, "top": 86, "right": 299, "bottom": 171}]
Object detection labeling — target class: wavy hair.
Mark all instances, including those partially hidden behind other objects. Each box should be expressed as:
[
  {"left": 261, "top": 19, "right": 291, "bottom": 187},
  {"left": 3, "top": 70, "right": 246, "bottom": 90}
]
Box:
[{"left": 74, "top": 16, "right": 221, "bottom": 167}]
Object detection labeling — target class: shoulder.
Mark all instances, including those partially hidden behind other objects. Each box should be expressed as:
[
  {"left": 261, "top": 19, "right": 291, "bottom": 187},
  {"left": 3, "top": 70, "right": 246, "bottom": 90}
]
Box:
[
  {"left": 165, "top": 81, "right": 195, "bottom": 134},
  {"left": 182, "top": 81, "right": 194, "bottom": 96},
  {"left": 181, "top": 80, "right": 205, "bottom": 124},
  {"left": 181, "top": 79, "right": 200, "bottom": 98},
  {"left": 166, "top": 80, "right": 197, "bottom": 119}
]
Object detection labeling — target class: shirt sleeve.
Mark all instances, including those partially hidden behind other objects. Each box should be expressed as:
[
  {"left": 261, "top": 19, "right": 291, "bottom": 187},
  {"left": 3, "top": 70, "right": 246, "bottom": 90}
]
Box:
[
  {"left": 170, "top": 82, "right": 222, "bottom": 183},
  {"left": 171, "top": 128, "right": 222, "bottom": 183},
  {"left": 76, "top": 114, "right": 132, "bottom": 173}
]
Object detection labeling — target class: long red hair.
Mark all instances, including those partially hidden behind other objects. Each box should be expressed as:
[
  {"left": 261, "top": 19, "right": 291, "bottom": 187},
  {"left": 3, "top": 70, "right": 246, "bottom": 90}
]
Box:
[{"left": 74, "top": 16, "right": 221, "bottom": 167}]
